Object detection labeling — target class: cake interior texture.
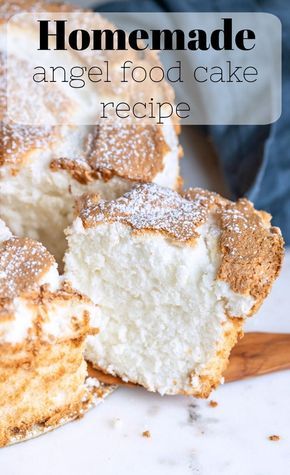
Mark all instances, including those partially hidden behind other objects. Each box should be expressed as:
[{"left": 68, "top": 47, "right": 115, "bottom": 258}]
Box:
[
  {"left": 66, "top": 221, "right": 247, "bottom": 395},
  {"left": 64, "top": 184, "right": 283, "bottom": 396}
]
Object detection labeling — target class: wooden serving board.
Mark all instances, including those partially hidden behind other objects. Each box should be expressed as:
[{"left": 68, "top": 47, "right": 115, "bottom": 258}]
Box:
[
  {"left": 88, "top": 332, "right": 290, "bottom": 387},
  {"left": 224, "top": 332, "right": 290, "bottom": 382}
]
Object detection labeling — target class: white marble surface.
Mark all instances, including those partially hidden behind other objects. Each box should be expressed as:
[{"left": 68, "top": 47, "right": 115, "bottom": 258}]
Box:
[{"left": 1, "top": 128, "right": 290, "bottom": 474}]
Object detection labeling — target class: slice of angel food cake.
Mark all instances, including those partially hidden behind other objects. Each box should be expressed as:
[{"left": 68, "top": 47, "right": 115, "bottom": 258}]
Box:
[
  {"left": 64, "top": 183, "right": 284, "bottom": 397},
  {"left": 0, "top": 218, "right": 113, "bottom": 448},
  {"left": 0, "top": 0, "right": 181, "bottom": 264}
]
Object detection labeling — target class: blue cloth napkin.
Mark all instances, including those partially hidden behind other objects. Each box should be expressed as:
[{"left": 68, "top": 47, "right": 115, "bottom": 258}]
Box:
[{"left": 96, "top": 0, "right": 290, "bottom": 245}]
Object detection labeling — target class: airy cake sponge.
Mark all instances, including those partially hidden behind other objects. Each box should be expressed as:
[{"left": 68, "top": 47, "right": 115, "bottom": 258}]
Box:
[
  {"left": 64, "top": 184, "right": 284, "bottom": 397},
  {"left": 0, "top": 218, "right": 111, "bottom": 447},
  {"left": 0, "top": 0, "right": 181, "bottom": 263}
]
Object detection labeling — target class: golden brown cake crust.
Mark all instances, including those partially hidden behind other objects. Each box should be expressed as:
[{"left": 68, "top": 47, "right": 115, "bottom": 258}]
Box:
[
  {"left": 0, "top": 334, "right": 115, "bottom": 447},
  {"left": 1, "top": 380, "right": 114, "bottom": 448},
  {"left": 184, "top": 187, "right": 284, "bottom": 306},
  {"left": 50, "top": 124, "right": 169, "bottom": 184},
  {"left": 0, "top": 123, "right": 55, "bottom": 170},
  {"left": 0, "top": 236, "right": 55, "bottom": 301},
  {"left": 89, "top": 124, "right": 169, "bottom": 182}
]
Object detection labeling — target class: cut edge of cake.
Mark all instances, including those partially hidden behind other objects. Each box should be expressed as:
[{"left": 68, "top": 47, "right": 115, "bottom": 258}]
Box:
[{"left": 0, "top": 218, "right": 115, "bottom": 447}]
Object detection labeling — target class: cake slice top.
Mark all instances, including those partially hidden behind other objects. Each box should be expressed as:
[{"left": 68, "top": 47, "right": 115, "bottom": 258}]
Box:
[
  {"left": 75, "top": 183, "right": 284, "bottom": 307},
  {"left": 50, "top": 124, "right": 169, "bottom": 184},
  {"left": 77, "top": 183, "right": 208, "bottom": 243},
  {"left": 0, "top": 235, "right": 55, "bottom": 300},
  {"left": 0, "top": 219, "right": 93, "bottom": 345},
  {"left": 184, "top": 188, "right": 284, "bottom": 305},
  {"left": 0, "top": 218, "right": 57, "bottom": 302}
]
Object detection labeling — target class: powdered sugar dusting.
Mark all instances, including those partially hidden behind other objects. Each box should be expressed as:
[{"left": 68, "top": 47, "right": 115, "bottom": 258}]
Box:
[
  {"left": 80, "top": 183, "right": 210, "bottom": 242},
  {"left": 216, "top": 195, "right": 284, "bottom": 299},
  {"left": 184, "top": 186, "right": 257, "bottom": 244},
  {"left": 87, "top": 123, "right": 167, "bottom": 181},
  {"left": 0, "top": 122, "right": 54, "bottom": 165},
  {"left": 218, "top": 203, "right": 257, "bottom": 258},
  {"left": 0, "top": 237, "right": 54, "bottom": 299},
  {"left": 50, "top": 123, "right": 168, "bottom": 183}
]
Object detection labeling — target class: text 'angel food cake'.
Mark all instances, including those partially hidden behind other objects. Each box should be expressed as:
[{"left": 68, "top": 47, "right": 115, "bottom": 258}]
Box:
[
  {"left": 0, "top": 0, "right": 181, "bottom": 263},
  {"left": 0, "top": 218, "right": 113, "bottom": 448},
  {"left": 64, "top": 184, "right": 284, "bottom": 397}
]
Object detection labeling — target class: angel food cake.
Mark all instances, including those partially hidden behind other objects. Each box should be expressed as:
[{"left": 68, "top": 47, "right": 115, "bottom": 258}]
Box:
[
  {"left": 64, "top": 184, "right": 284, "bottom": 396},
  {"left": 0, "top": 0, "right": 181, "bottom": 263},
  {"left": 0, "top": 218, "right": 111, "bottom": 447}
]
